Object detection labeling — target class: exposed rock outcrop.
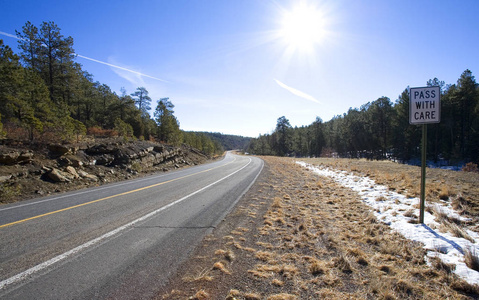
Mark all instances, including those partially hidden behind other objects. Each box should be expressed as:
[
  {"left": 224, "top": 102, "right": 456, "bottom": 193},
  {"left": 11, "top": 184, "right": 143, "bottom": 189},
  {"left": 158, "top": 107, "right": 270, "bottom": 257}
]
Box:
[
  {"left": 0, "top": 151, "right": 34, "bottom": 165},
  {"left": 0, "top": 138, "right": 214, "bottom": 204}
]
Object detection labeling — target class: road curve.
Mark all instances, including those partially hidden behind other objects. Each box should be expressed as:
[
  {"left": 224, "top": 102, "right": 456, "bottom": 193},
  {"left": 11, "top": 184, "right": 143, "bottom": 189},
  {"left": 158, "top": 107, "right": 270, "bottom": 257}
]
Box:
[{"left": 0, "top": 152, "right": 263, "bottom": 299}]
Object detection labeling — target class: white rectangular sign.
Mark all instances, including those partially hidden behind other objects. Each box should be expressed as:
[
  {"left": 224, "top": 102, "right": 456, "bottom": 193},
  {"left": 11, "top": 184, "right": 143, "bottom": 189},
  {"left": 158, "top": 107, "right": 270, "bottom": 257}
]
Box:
[{"left": 409, "top": 86, "right": 441, "bottom": 124}]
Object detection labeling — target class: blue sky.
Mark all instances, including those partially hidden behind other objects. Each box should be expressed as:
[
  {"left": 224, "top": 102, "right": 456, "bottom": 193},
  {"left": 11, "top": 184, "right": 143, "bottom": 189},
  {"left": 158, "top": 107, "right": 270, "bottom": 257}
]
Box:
[{"left": 1, "top": 0, "right": 478, "bottom": 137}]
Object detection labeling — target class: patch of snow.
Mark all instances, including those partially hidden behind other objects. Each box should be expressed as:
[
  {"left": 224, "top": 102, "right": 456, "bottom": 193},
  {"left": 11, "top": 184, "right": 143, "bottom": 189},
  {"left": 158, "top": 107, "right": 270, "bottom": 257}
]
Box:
[{"left": 297, "top": 161, "right": 479, "bottom": 286}]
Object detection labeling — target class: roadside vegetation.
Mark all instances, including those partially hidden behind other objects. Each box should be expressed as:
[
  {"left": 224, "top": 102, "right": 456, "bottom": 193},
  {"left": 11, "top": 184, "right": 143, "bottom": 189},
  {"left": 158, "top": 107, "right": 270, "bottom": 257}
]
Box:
[
  {"left": 0, "top": 21, "right": 228, "bottom": 156},
  {"left": 160, "top": 156, "right": 479, "bottom": 299},
  {"left": 247, "top": 71, "right": 479, "bottom": 167},
  {"left": 303, "top": 158, "right": 479, "bottom": 227}
]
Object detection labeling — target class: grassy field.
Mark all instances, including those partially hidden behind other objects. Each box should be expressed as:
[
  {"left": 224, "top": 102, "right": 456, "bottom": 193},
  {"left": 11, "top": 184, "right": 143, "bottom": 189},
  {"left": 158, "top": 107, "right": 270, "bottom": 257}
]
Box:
[{"left": 159, "top": 156, "right": 479, "bottom": 299}]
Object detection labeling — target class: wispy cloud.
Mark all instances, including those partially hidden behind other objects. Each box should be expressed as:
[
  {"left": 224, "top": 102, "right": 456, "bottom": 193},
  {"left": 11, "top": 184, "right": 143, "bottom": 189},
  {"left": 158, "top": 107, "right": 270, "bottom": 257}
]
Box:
[
  {"left": 0, "top": 31, "right": 167, "bottom": 83},
  {"left": 274, "top": 79, "right": 321, "bottom": 104}
]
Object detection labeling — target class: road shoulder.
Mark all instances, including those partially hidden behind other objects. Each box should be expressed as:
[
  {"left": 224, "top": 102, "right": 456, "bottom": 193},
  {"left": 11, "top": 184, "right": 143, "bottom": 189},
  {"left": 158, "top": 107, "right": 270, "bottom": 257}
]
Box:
[{"left": 156, "top": 156, "right": 476, "bottom": 300}]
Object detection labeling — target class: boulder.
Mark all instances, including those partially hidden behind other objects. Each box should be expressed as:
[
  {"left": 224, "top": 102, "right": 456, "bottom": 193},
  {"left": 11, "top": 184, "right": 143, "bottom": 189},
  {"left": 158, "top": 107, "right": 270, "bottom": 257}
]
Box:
[
  {"left": 71, "top": 158, "right": 83, "bottom": 168},
  {"left": 48, "top": 144, "right": 77, "bottom": 157},
  {"left": 17, "top": 151, "right": 34, "bottom": 163},
  {"left": 95, "top": 154, "right": 115, "bottom": 165},
  {"left": 0, "top": 151, "right": 20, "bottom": 165},
  {"left": 57, "top": 157, "right": 72, "bottom": 167},
  {"left": 47, "top": 168, "right": 72, "bottom": 182},
  {"left": 153, "top": 145, "right": 164, "bottom": 153},
  {"left": 0, "top": 175, "right": 12, "bottom": 183},
  {"left": 64, "top": 166, "right": 80, "bottom": 179},
  {"left": 77, "top": 170, "right": 98, "bottom": 182}
]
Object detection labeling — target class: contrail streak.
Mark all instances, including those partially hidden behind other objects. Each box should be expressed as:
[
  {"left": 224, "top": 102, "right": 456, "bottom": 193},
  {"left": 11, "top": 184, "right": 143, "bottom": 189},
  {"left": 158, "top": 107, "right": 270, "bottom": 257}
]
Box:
[
  {"left": 0, "top": 31, "right": 18, "bottom": 39},
  {"left": 274, "top": 79, "right": 321, "bottom": 104},
  {"left": 0, "top": 31, "right": 168, "bottom": 83},
  {"left": 76, "top": 54, "right": 168, "bottom": 82}
]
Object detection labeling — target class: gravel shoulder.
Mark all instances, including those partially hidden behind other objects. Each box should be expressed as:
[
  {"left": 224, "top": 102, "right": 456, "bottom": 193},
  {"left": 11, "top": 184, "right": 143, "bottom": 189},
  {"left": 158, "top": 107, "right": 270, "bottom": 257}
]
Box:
[{"left": 158, "top": 156, "right": 478, "bottom": 300}]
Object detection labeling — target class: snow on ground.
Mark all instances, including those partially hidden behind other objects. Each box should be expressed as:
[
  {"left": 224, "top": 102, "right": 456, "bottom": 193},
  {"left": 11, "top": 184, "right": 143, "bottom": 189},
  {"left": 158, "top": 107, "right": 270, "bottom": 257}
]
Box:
[{"left": 297, "top": 161, "right": 479, "bottom": 286}]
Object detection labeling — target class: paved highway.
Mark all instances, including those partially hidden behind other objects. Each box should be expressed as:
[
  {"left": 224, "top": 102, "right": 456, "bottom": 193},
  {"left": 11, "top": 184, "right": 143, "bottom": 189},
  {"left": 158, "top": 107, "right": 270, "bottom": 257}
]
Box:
[{"left": 0, "top": 152, "right": 263, "bottom": 299}]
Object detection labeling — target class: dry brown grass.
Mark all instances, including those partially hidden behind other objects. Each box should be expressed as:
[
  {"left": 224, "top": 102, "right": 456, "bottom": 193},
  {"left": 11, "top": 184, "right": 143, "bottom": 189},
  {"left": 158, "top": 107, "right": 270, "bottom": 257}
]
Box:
[
  {"left": 182, "top": 267, "right": 214, "bottom": 283},
  {"left": 159, "top": 156, "right": 478, "bottom": 299},
  {"left": 213, "top": 261, "right": 231, "bottom": 275},
  {"left": 303, "top": 157, "right": 477, "bottom": 210},
  {"left": 191, "top": 289, "right": 209, "bottom": 300},
  {"left": 215, "top": 249, "right": 235, "bottom": 262},
  {"left": 465, "top": 248, "right": 479, "bottom": 272}
]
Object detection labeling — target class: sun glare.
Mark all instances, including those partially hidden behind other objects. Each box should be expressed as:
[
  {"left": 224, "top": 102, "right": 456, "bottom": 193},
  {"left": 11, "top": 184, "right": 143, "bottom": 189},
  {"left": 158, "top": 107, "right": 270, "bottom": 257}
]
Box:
[{"left": 279, "top": 3, "right": 326, "bottom": 54}]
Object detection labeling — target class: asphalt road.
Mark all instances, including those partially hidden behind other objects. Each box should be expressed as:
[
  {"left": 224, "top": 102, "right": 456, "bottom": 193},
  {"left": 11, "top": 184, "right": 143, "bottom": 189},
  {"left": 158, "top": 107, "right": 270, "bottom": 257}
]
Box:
[{"left": 0, "top": 152, "right": 263, "bottom": 299}]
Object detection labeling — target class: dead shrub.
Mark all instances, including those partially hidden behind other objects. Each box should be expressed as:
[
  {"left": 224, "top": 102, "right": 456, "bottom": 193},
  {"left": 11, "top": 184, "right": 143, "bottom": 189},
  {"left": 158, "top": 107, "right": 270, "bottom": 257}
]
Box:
[
  {"left": 244, "top": 293, "right": 262, "bottom": 300},
  {"left": 226, "top": 289, "right": 241, "bottom": 299},
  {"left": 357, "top": 257, "right": 369, "bottom": 266},
  {"left": 267, "top": 293, "right": 297, "bottom": 300},
  {"left": 452, "top": 195, "right": 470, "bottom": 215},
  {"left": 212, "top": 262, "right": 231, "bottom": 274},
  {"left": 87, "top": 126, "right": 118, "bottom": 137},
  {"left": 280, "top": 264, "right": 299, "bottom": 279},
  {"left": 272, "top": 278, "right": 284, "bottom": 286},
  {"left": 450, "top": 277, "right": 479, "bottom": 295},
  {"left": 393, "top": 279, "right": 420, "bottom": 298},
  {"left": 183, "top": 268, "right": 213, "bottom": 283},
  {"left": 191, "top": 289, "right": 209, "bottom": 300},
  {"left": 438, "top": 185, "right": 455, "bottom": 200},
  {"left": 272, "top": 197, "right": 282, "bottom": 208},
  {"left": 255, "top": 251, "right": 274, "bottom": 262},
  {"left": 404, "top": 209, "right": 416, "bottom": 218},
  {"left": 376, "top": 195, "right": 387, "bottom": 202},
  {"left": 446, "top": 222, "right": 475, "bottom": 243},
  {"left": 215, "top": 249, "right": 235, "bottom": 262},
  {"left": 309, "top": 259, "right": 326, "bottom": 276},
  {"left": 462, "top": 162, "right": 479, "bottom": 173},
  {"left": 379, "top": 237, "right": 405, "bottom": 256},
  {"left": 429, "top": 256, "right": 455, "bottom": 274},
  {"left": 333, "top": 255, "right": 353, "bottom": 274},
  {"left": 465, "top": 247, "right": 479, "bottom": 272},
  {"left": 0, "top": 182, "right": 21, "bottom": 204},
  {"left": 434, "top": 207, "right": 462, "bottom": 225},
  {"left": 379, "top": 265, "right": 392, "bottom": 274}
]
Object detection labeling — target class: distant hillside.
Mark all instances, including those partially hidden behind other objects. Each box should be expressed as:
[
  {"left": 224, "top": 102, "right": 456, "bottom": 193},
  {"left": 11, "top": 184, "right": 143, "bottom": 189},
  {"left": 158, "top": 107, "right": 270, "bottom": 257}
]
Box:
[{"left": 191, "top": 132, "right": 251, "bottom": 151}]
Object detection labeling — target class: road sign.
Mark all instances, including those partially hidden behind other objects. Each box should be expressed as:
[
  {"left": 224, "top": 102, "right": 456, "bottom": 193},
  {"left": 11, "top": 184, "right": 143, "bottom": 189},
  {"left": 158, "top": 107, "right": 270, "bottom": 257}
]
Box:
[
  {"left": 409, "top": 86, "right": 440, "bottom": 124},
  {"left": 409, "top": 86, "right": 440, "bottom": 223}
]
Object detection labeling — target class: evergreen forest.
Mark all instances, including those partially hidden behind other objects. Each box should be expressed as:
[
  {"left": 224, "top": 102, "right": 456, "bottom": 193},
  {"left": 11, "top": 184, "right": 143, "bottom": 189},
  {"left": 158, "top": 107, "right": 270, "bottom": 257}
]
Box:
[
  {"left": 2, "top": 22, "right": 478, "bottom": 164},
  {"left": 247, "top": 73, "right": 479, "bottom": 165},
  {"left": 0, "top": 21, "right": 224, "bottom": 155}
]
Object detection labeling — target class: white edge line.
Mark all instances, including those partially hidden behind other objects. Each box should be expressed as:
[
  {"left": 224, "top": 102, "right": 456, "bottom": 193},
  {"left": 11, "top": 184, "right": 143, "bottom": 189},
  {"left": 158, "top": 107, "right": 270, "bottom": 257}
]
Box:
[
  {"left": 211, "top": 157, "right": 264, "bottom": 229},
  {"left": 0, "top": 156, "right": 251, "bottom": 290}
]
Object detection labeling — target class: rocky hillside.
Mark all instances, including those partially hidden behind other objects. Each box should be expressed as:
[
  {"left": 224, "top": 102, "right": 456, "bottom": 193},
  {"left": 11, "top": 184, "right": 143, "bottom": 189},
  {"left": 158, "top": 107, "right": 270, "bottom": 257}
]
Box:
[{"left": 0, "top": 138, "right": 214, "bottom": 204}]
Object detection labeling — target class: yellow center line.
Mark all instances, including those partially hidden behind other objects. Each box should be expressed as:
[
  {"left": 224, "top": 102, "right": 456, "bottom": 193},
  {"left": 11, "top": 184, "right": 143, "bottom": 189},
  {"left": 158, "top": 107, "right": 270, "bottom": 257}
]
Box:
[{"left": 0, "top": 156, "right": 237, "bottom": 229}]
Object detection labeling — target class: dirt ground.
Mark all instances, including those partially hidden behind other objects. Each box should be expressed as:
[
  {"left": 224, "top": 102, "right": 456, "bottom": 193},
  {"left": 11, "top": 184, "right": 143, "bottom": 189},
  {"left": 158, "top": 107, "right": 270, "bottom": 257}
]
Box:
[{"left": 158, "top": 156, "right": 479, "bottom": 300}]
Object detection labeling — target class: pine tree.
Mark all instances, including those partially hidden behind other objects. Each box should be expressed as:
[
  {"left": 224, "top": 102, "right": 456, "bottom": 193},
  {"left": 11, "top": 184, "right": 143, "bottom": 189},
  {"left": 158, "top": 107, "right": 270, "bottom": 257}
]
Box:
[
  {"left": 131, "top": 87, "right": 152, "bottom": 116},
  {"left": 15, "top": 21, "right": 42, "bottom": 71},
  {"left": 274, "top": 116, "right": 293, "bottom": 156},
  {"left": 154, "top": 98, "right": 181, "bottom": 145}
]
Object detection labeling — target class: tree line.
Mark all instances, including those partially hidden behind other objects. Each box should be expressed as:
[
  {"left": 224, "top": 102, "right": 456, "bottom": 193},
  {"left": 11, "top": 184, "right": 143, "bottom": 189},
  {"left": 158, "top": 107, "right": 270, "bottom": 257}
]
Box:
[
  {"left": 0, "top": 21, "right": 223, "bottom": 155},
  {"left": 247, "top": 70, "right": 479, "bottom": 165}
]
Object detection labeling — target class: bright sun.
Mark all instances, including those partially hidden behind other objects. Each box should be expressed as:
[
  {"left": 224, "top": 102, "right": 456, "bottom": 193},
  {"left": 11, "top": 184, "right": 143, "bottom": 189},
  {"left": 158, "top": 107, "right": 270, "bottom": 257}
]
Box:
[{"left": 279, "top": 3, "right": 326, "bottom": 54}]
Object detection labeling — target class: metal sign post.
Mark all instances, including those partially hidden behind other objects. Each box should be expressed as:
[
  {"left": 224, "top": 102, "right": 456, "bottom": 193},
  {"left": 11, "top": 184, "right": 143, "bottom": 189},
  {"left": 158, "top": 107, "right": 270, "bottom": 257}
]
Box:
[
  {"left": 409, "top": 86, "right": 440, "bottom": 224},
  {"left": 420, "top": 124, "right": 427, "bottom": 223}
]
